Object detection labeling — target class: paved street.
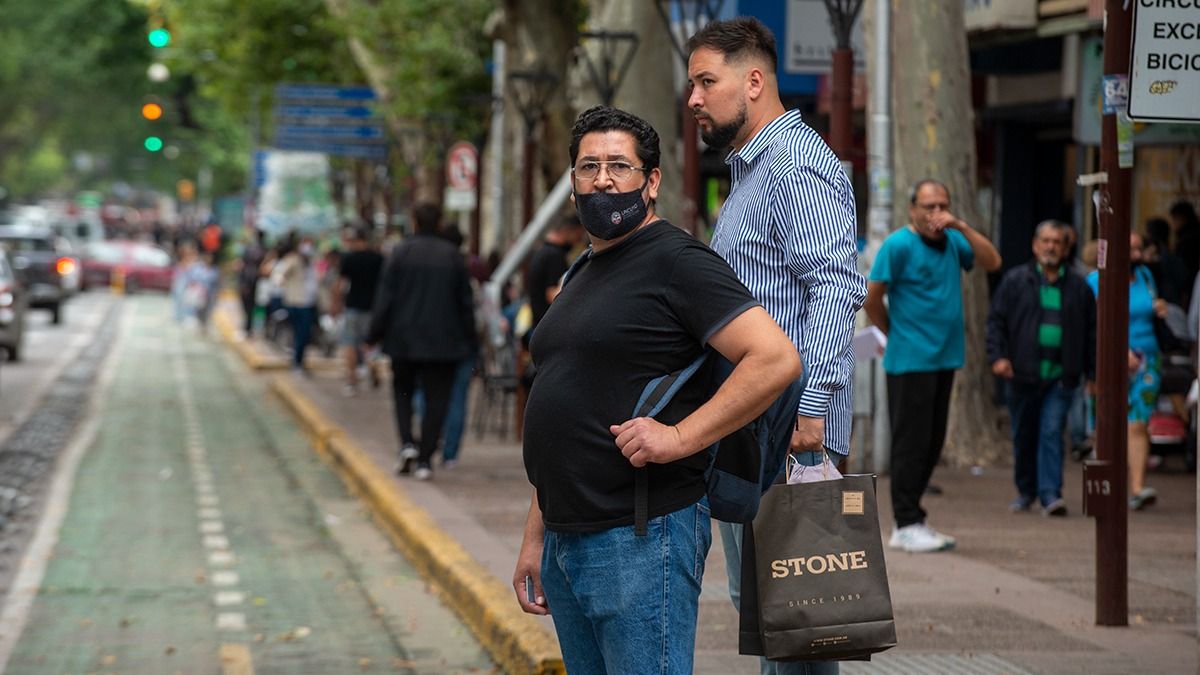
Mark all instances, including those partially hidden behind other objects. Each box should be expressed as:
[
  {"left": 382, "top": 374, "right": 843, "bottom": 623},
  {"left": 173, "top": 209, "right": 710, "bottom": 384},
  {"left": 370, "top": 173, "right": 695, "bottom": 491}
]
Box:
[{"left": 0, "top": 293, "right": 494, "bottom": 674}]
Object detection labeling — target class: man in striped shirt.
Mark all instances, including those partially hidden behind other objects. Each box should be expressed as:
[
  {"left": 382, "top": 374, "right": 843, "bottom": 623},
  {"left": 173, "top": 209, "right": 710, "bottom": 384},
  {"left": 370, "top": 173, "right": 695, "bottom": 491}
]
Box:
[
  {"left": 987, "top": 221, "right": 1095, "bottom": 517},
  {"left": 687, "top": 17, "right": 866, "bottom": 675}
]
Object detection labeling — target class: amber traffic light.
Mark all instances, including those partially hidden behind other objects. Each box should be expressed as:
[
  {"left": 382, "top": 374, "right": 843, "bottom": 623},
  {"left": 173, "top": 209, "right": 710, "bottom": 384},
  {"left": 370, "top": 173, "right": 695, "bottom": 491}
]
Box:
[{"left": 142, "top": 102, "right": 164, "bottom": 121}]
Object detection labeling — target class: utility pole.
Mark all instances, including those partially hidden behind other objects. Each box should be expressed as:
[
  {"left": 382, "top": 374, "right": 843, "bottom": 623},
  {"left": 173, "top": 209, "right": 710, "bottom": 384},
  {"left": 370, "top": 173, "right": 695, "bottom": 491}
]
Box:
[
  {"left": 864, "top": 0, "right": 891, "bottom": 472},
  {"left": 1092, "top": 0, "right": 1132, "bottom": 627}
]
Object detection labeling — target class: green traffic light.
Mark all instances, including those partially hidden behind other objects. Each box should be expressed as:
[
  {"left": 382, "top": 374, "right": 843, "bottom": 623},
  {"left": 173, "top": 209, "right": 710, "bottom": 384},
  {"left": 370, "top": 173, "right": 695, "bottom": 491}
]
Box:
[
  {"left": 148, "top": 28, "right": 171, "bottom": 48},
  {"left": 144, "top": 136, "right": 164, "bottom": 152}
]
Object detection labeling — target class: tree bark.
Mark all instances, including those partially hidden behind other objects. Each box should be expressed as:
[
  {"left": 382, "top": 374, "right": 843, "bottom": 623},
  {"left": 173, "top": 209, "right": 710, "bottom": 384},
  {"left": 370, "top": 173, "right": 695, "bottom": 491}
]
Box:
[{"left": 891, "top": 0, "right": 1006, "bottom": 465}]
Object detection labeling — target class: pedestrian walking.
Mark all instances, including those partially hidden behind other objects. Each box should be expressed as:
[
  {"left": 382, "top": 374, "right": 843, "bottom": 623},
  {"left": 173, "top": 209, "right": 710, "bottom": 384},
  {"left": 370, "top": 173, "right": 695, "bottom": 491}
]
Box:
[
  {"left": 512, "top": 105, "right": 801, "bottom": 675},
  {"left": 1086, "top": 233, "right": 1170, "bottom": 510},
  {"left": 271, "top": 236, "right": 319, "bottom": 373},
  {"left": 685, "top": 16, "right": 866, "bottom": 675},
  {"left": 368, "top": 203, "right": 475, "bottom": 481},
  {"left": 237, "top": 229, "right": 266, "bottom": 337},
  {"left": 438, "top": 223, "right": 478, "bottom": 468},
  {"left": 333, "top": 225, "right": 384, "bottom": 396},
  {"left": 987, "top": 220, "right": 1095, "bottom": 517},
  {"left": 864, "top": 179, "right": 1002, "bottom": 552}
]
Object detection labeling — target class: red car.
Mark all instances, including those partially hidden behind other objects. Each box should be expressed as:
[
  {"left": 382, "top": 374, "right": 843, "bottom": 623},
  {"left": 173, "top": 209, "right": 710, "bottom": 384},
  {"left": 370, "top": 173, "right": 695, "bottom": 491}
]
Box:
[{"left": 81, "top": 240, "right": 174, "bottom": 292}]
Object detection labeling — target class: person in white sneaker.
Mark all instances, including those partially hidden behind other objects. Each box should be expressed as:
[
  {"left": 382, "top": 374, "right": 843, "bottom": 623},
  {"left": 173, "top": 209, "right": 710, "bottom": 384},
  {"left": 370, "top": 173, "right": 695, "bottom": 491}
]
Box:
[{"left": 865, "top": 180, "right": 1002, "bottom": 552}]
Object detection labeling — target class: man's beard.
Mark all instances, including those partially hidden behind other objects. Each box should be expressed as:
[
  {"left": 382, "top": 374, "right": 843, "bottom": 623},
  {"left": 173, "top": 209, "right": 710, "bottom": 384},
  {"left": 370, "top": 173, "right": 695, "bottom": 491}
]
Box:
[{"left": 699, "top": 102, "right": 747, "bottom": 149}]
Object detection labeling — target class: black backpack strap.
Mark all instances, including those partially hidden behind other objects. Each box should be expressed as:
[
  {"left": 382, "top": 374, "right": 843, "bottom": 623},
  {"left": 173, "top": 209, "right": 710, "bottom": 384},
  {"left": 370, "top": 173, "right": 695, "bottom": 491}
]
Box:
[{"left": 631, "top": 352, "right": 710, "bottom": 536}]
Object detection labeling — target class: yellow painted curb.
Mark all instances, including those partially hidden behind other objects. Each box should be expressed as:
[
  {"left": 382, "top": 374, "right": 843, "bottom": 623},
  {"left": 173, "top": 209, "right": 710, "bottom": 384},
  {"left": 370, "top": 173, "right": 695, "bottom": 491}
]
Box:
[{"left": 267, "top": 377, "right": 564, "bottom": 675}]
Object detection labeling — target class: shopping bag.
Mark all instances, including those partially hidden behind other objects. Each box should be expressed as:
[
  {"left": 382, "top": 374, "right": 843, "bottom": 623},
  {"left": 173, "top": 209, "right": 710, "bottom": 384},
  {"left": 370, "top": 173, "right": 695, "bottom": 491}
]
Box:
[{"left": 739, "top": 474, "right": 896, "bottom": 661}]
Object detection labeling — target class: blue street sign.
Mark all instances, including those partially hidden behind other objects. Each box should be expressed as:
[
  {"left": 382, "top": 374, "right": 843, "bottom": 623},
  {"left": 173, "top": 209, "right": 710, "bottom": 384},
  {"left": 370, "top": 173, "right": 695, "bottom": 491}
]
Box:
[
  {"left": 274, "top": 83, "right": 377, "bottom": 101},
  {"left": 275, "top": 125, "right": 386, "bottom": 141},
  {"left": 271, "top": 139, "right": 389, "bottom": 161},
  {"left": 275, "top": 104, "right": 376, "bottom": 120}
]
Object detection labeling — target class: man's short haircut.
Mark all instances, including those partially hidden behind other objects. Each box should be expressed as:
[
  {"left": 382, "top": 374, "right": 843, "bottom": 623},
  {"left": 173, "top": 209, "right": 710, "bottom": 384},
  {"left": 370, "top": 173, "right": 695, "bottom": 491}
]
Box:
[
  {"left": 412, "top": 202, "right": 442, "bottom": 234},
  {"left": 1034, "top": 219, "right": 1067, "bottom": 238},
  {"left": 686, "top": 17, "right": 778, "bottom": 73},
  {"left": 909, "top": 179, "right": 951, "bottom": 205},
  {"left": 344, "top": 224, "right": 368, "bottom": 242},
  {"left": 568, "top": 105, "right": 660, "bottom": 172}
]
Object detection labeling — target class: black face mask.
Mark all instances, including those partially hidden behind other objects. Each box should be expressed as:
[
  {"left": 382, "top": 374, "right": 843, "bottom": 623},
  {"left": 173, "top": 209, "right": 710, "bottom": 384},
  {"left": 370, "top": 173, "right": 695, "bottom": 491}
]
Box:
[{"left": 573, "top": 183, "right": 648, "bottom": 241}]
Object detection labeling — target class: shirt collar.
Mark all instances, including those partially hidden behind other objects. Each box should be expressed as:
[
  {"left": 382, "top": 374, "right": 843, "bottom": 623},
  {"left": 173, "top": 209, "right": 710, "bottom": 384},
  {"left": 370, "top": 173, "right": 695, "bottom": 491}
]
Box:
[{"left": 725, "top": 109, "right": 804, "bottom": 167}]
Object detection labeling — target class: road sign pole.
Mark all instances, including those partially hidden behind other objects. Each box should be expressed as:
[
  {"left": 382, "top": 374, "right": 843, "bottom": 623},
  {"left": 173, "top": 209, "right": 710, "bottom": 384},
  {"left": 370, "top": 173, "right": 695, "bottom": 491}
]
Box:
[{"left": 1095, "top": 0, "right": 1132, "bottom": 627}]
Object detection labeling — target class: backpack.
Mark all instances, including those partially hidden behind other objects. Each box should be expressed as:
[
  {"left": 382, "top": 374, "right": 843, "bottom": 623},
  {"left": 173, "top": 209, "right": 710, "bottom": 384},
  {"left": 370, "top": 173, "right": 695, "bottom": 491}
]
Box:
[{"left": 560, "top": 250, "right": 808, "bottom": 536}]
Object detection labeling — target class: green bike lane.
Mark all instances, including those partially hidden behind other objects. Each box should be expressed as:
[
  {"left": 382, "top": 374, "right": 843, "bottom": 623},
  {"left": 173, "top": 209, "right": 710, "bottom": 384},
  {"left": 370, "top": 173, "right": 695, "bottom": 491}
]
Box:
[{"left": 4, "top": 297, "right": 493, "bottom": 674}]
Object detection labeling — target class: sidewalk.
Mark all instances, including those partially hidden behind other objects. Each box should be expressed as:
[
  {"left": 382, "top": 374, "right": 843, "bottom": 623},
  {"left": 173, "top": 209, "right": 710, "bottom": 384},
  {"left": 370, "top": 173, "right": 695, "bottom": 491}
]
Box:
[{"left": 216, "top": 303, "right": 1198, "bottom": 674}]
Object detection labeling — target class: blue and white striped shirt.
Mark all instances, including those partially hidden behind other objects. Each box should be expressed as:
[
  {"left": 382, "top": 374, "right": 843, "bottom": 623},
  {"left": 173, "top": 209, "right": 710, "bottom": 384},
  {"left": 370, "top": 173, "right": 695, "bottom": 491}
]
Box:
[{"left": 710, "top": 109, "right": 866, "bottom": 456}]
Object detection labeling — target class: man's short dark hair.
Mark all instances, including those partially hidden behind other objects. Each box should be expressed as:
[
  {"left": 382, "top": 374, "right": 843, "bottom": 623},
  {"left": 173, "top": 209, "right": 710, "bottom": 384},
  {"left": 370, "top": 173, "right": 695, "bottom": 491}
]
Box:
[
  {"left": 909, "top": 179, "right": 951, "bottom": 205},
  {"left": 412, "top": 202, "right": 442, "bottom": 234},
  {"left": 686, "top": 17, "right": 778, "bottom": 74},
  {"left": 568, "top": 106, "right": 660, "bottom": 172}
]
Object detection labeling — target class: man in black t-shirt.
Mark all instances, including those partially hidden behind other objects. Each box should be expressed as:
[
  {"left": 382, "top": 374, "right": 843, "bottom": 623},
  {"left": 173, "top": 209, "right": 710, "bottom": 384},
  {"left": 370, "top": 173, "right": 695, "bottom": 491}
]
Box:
[
  {"left": 526, "top": 214, "right": 584, "bottom": 329},
  {"left": 512, "top": 106, "right": 801, "bottom": 674},
  {"left": 334, "top": 226, "right": 384, "bottom": 395}
]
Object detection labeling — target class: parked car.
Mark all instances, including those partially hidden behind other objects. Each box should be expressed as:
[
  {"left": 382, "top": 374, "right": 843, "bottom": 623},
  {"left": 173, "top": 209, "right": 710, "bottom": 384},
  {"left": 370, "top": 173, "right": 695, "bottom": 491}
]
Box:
[
  {"left": 0, "top": 224, "right": 71, "bottom": 324},
  {"left": 0, "top": 248, "right": 28, "bottom": 361},
  {"left": 80, "top": 240, "right": 174, "bottom": 293}
]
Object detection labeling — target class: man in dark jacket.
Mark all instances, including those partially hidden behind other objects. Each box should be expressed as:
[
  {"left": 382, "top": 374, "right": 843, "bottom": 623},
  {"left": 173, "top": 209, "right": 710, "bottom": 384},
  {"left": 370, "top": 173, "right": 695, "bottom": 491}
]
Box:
[
  {"left": 368, "top": 203, "right": 476, "bottom": 480},
  {"left": 987, "top": 220, "right": 1096, "bottom": 516}
]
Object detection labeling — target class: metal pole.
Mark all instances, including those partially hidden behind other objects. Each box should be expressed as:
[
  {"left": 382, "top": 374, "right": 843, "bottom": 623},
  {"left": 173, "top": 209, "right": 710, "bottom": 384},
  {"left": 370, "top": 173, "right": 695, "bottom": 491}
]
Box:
[
  {"left": 830, "top": 48, "right": 854, "bottom": 160},
  {"left": 1095, "top": 0, "right": 1132, "bottom": 627},
  {"left": 522, "top": 134, "right": 536, "bottom": 230},
  {"left": 865, "top": 0, "right": 891, "bottom": 472},
  {"left": 681, "top": 96, "right": 699, "bottom": 236},
  {"left": 488, "top": 40, "right": 506, "bottom": 256}
]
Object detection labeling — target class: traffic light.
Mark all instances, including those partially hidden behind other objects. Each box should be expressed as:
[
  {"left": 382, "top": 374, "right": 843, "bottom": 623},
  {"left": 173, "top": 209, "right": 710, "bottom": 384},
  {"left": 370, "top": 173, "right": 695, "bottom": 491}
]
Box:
[
  {"left": 141, "top": 102, "right": 163, "bottom": 121},
  {"left": 148, "top": 28, "right": 171, "bottom": 48},
  {"left": 144, "top": 136, "right": 164, "bottom": 152}
]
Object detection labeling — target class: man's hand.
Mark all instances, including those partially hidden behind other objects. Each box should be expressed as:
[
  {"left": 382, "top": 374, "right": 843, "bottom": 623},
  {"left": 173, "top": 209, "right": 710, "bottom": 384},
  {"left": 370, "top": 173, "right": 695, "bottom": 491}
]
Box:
[
  {"left": 790, "top": 414, "right": 824, "bottom": 452},
  {"left": 928, "top": 210, "right": 964, "bottom": 234},
  {"left": 610, "top": 417, "right": 690, "bottom": 467},
  {"left": 991, "top": 358, "right": 1014, "bottom": 379},
  {"left": 1128, "top": 349, "right": 1142, "bottom": 375},
  {"left": 512, "top": 535, "right": 548, "bottom": 616}
]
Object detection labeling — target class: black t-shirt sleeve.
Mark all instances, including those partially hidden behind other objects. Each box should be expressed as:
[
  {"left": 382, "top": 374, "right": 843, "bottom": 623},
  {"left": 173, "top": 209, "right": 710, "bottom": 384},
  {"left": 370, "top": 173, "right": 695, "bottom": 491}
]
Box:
[{"left": 664, "top": 244, "right": 760, "bottom": 345}]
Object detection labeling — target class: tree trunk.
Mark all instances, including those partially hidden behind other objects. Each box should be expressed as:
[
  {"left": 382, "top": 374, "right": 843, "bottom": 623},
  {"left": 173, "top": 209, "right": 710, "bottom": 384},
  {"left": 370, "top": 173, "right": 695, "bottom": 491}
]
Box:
[{"left": 891, "top": 0, "right": 1006, "bottom": 465}]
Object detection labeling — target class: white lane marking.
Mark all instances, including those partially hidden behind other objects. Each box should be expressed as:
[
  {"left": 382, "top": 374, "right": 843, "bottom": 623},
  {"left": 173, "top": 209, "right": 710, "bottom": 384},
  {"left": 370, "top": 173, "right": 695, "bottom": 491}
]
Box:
[
  {"left": 197, "top": 495, "right": 220, "bottom": 507},
  {"left": 212, "top": 571, "right": 240, "bottom": 587},
  {"left": 0, "top": 303, "right": 127, "bottom": 673},
  {"left": 199, "top": 521, "right": 224, "bottom": 534},
  {"left": 209, "top": 551, "right": 236, "bottom": 566},
  {"left": 216, "top": 613, "right": 247, "bottom": 631},
  {"left": 214, "top": 591, "right": 245, "bottom": 606},
  {"left": 204, "top": 535, "right": 230, "bottom": 550},
  {"left": 199, "top": 508, "right": 223, "bottom": 520},
  {"left": 195, "top": 484, "right": 215, "bottom": 496}
]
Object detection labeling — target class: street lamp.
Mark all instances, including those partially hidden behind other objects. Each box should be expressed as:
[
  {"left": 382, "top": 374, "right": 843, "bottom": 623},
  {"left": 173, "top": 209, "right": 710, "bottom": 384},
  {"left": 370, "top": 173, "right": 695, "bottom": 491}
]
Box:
[
  {"left": 507, "top": 69, "right": 558, "bottom": 230},
  {"left": 577, "top": 31, "right": 639, "bottom": 107},
  {"left": 823, "top": 0, "right": 865, "bottom": 161},
  {"left": 654, "top": 0, "right": 726, "bottom": 237}
]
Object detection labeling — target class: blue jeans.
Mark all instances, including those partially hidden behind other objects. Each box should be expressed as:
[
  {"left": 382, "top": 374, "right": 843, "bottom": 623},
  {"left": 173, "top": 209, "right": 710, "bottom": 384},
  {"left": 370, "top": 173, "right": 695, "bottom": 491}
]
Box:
[
  {"left": 717, "top": 449, "right": 841, "bottom": 675},
  {"left": 285, "top": 305, "right": 314, "bottom": 368},
  {"left": 1066, "top": 385, "right": 1089, "bottom": 448},
  {"left": 541, "top": 499, "right": 711, "bottom": 675},
  {"left": 1007, "top": 380, "right": 1075, "bottom": 506},
  {"left": 441, "top": 354, "right": 476, "bottom": 462}
]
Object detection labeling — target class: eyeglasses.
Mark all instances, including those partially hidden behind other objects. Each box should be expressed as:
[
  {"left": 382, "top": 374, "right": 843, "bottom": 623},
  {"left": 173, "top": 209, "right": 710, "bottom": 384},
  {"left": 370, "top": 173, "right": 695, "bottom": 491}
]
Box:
[{"left": 572, "top": 160, "right": 648, "bottom": 182}]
